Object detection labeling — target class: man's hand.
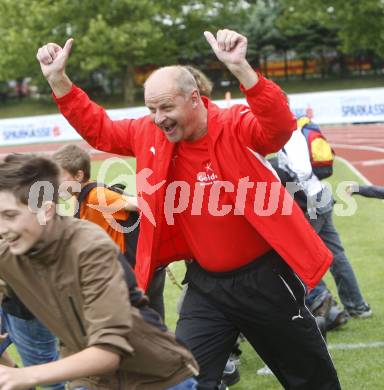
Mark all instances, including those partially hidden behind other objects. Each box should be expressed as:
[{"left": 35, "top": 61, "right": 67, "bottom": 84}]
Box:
[
  {"left": 204, "top": 29, "right": 247, "bottom": 68},
  {"left": 204, "top": 29, "right": 258, "bottom": 89},
  {"left": 0, "top": 366, "right": 35, "bottom": 390},
  {"left": 36, "top": 39, "right": 74, "bottom": 97},
  {"left": 36, "top": 39, "right": 73, "bottom": 81}
]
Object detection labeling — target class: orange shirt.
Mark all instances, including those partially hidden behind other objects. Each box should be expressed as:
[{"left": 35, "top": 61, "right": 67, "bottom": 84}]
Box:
[{"left": 79, "top": 186, "right": 129, "bottom": 253}]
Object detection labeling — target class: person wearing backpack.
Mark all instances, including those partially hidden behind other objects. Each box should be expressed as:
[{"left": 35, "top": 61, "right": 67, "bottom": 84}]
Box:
[
  {"left": 298, "top": 116, "right": 335, "bottom": 181},
  {"left": 52, "top": 144, "right": 167, "bottom": 320},
  {"left": 268, "top": 161, "right": 347, "bottom": 336},
  {"left": 275, "top": 118, "right": 371, "bottom": 319}
]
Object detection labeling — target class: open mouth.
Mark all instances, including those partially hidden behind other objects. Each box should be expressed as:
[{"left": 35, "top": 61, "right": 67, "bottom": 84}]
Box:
[
  {"left": 6, "top": 235, "right": 20, "bottom": 247},
  {"left": 162, "top": 123, "right": 177, "bottom": 136}
]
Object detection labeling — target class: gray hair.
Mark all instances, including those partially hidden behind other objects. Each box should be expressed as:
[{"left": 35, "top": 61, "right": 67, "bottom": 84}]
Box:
[
  {"left": 184, "top": 65, "right": 213, "bottom": 98},
  {"left": 144, "top": 65, "right": 198, "bottom": 97}
]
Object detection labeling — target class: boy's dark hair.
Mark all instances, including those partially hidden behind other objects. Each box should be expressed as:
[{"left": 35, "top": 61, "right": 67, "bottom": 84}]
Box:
[
  {"left": 52, "top": 144, "right": 91, "bottom": 182},
  {"left": 0, "top": 154, "right": 60, "bottom": 206}
]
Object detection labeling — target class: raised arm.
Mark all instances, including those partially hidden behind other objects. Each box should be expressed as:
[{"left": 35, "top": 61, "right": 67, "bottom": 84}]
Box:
[
  {"left": 204, "top": 29, "right": 295, "bottom": 155},
  {"left": 36, "top": 40, "right": 141, "bottom": 156}
]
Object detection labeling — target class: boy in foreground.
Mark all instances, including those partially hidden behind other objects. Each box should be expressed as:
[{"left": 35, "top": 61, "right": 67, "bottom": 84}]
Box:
[{"left": 0, "top": 154, "right": 197, "bottom": 389}]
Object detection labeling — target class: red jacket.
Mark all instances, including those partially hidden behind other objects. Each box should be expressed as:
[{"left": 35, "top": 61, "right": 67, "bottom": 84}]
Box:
[{"left": 55, "top": 75, "right": 332, "bottom": 290}]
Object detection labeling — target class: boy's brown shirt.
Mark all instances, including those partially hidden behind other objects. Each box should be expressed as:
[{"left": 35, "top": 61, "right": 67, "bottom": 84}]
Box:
[{"left": 0, "top": 216, "right": 197, "bottom": 389}]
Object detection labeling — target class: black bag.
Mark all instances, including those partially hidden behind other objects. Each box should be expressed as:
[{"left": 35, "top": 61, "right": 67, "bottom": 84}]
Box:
[
  {"left": 74, "top": 182, "right": 140, "bottom": 267},
  {"left": 2, "top": 289, "right": 35, "bottom": 320}
]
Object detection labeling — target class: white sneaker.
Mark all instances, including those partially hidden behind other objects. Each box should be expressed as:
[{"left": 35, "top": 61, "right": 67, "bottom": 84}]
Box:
[
  {"left": 257, "top": 365, "right": 273, "bottom": 376},
  {"left": 347, "top": 303, "right": 372, "bottom": 318}
]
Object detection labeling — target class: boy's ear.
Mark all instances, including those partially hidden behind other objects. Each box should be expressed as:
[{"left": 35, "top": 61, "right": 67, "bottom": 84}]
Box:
[{"left": 36, "top": 201, "right": 56, "bottom": 226}]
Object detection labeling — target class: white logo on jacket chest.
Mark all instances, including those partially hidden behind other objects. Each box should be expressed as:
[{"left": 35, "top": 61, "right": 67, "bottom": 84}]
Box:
[{"left": 197, "top": 162, "right": 218, "bottom": 186}]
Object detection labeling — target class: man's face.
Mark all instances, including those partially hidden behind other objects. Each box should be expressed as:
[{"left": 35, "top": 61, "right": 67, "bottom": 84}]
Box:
[
  {"left": 145, "top": 81, "right": 197, "bottom": 143},
  {"left": 0, "top": 191, "right": 46, "bottom": 255}
]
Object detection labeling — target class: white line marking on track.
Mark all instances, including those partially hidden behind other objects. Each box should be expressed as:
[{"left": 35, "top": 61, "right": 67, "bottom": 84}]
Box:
[
  {"left": 353, "top": 159, "right": 384, "bottom": 165},
  {"left": 360, "top": 159, "right": 384, "bottom": 167},
  {"left": 333, "top": 138, "right": 384, "bottom": 145},
  {"left": 336, "top": 156, "right": 372, "bottom": 185},
  {"left": 328, "top": 341, "right": 384, "bottom": 350},
  {"left": 332, "top": 144, "right": 384, "bottom": 153}
]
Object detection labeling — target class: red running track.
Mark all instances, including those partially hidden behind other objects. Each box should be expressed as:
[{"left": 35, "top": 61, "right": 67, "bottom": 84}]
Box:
[
  {"left": 1, "top": 123, "right": 383, "bottom": 185},
  {"left": 322, "top": 124, "right": 384, "bottom": 185}
]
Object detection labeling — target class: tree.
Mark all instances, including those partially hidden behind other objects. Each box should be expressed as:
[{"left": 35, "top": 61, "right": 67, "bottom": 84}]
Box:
[
  {"left": 242, "top": 1, "right": 279, "bottom": 74},
  {"left": 279, "top": 0, "right": 384, "bottom": 58},
  {"left": 279, "top": 20, "right": 340, "bottom": 79},
  {"left": 0, "top": 0, "right": 249, "bottom": 104}
]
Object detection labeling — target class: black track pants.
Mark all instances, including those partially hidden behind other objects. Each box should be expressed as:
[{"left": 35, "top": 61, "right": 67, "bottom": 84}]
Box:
[{"left": 176, "top": 251, "right": 341, "bottom": 390}]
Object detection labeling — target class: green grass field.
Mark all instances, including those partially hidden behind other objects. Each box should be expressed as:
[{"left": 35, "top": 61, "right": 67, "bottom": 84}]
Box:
[
  {"left": 7, "top": 158, "right": 384, "bottom": 389},
  {"left": 94, "top": 157, "right": 384, "bottom": 389},
  {"left": 162, "top": 159, "right": 384, "bottom": 390}
]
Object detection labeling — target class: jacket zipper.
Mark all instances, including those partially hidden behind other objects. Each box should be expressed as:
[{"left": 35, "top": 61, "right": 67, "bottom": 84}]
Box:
[
  {"left": 38, "top": 267, "right": 83, "bottom": 351},
  {"left": 68, "top": 296, "right": 86, "bottom": 336}
]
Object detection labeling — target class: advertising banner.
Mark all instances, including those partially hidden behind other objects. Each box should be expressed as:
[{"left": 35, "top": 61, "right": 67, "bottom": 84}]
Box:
[{"left": 1, "top": 88, "right": 383, "bottom": 146}]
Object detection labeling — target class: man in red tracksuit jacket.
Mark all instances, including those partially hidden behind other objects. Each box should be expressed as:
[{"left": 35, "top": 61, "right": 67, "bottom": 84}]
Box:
[{"left": 37, "top": 29, "right": 340, "bottom": 389}]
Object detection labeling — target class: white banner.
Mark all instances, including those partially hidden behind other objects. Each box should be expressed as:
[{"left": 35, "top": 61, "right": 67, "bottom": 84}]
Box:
[
  {"left": 217, "top": 87, "right": 384, "bottom": 125},
  {"left": 0, "top": 106, "right": 149, "bottom": 147},
  {"left": 288, "top": 88, "right": 384, "bottom": 125},
  {"left": 0, "top": 114, "right": 81, "bottom": 146},
  {"left": 1, "top": 87, "right": 383, "bottom": 146}
]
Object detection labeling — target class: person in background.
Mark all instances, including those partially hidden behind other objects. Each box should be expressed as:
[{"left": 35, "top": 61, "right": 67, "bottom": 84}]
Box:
[
  {"left": 275, "top": 118, "right": 371, "bottom": 319},
  {"left": 52, "top": 144, "right": 167, "bottom": 320}
]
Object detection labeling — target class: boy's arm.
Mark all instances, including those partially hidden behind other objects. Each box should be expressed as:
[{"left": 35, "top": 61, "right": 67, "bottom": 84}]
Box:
[
  {"left": 78, "top": 231, "right": 135, "bottom": 353},
  {"left": 87, "top": 188, "right": 138, "bottom": 215},
  {"left": 350, "top": 184, "right": 384, "bottom": 199},
  {"left": 0, "top": 346, "right": 120, "bottom": 389}
]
